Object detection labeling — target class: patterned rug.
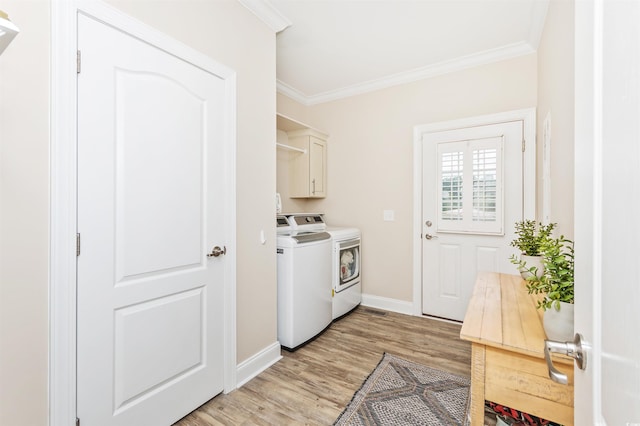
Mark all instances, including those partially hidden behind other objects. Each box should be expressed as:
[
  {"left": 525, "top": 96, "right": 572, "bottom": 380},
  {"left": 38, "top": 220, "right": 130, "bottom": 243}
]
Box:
[{"left": 334, "top": 353, "right": 470, "bottom": 426}]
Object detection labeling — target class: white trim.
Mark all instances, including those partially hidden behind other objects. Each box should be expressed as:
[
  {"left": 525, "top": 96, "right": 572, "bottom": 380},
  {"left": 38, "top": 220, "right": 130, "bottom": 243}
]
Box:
[
  {"left": 574, "top": 0, "right": 603, "bottom": 423},
  {"left": 411, "top": 108, "right": 537, "bottom": 316},
  {"left": 590, "top": 0, "right": 604, "bottom": 420},
  {"left": 591, "top": 6, "right": 605, "bottom": 415},
  {"left": 412, "top": 129, "right": 424, "bottom": 316},
  {"left": 276, "top": 79, "right": 310, "bottom": 105},
  {"left": 278, "top": 42, "right": 536, "bottom": 106},
  {"left": 235, "top": 342, "right": 282, "bottom": 388},
  {"left": 542, "top": 112, "right": 552, "bottom": 224},
  {"left": 50, "top": 1, "right": 78, "bottom": 425},
  {"left": 238, "top": 0, "right": 292, "bottom": 33},
  {"left": 361, "top": 293, "right": 414, "bottom": 316},
  {"left": 51, "top": 2, "right": 238, "bottom": 424},
  {"left": 222, "top": 70, "right": 238, "bottom": 395}
]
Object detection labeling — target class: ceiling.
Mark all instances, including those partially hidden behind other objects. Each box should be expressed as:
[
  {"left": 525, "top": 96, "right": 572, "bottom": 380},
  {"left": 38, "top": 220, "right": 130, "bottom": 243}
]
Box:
[{"left": 243, "top": 0, "right": 550, "bottom": 105}]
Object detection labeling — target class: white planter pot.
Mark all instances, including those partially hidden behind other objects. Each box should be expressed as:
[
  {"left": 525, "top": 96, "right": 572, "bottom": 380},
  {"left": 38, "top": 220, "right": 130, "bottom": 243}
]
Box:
[
  {"left": 543, "top": 301, "right": 574, "bottom": 341},
  {"left": 518, "top": 254, "right": 544, "bottom": 279}
]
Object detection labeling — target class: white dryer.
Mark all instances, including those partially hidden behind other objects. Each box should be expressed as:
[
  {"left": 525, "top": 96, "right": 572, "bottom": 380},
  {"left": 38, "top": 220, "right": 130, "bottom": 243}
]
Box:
[
  {"left": 325, "top": 226, "right": 362, "bottom": 319},
  {"left": 286, "top": 214, "right": 362, "bottom": 320}
]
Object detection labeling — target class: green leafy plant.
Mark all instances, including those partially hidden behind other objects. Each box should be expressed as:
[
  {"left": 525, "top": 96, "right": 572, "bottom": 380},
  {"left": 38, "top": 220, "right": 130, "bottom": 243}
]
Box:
[
  {"left": 525, "top": 236, "right": 574, "bottom": 311},
  {"left": 509, "top": 220, "right": 557, "bottom": 256}
]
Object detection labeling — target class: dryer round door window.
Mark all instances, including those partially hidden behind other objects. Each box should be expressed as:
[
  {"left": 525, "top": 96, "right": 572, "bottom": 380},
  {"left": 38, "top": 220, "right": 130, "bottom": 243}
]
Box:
[{"left": 338, "top": 239, "right": 360, "bottom": 288}]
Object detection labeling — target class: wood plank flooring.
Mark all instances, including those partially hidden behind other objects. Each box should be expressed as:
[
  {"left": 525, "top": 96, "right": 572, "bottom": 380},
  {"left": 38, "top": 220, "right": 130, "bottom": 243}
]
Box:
[{"left": 174, "top": 306, "right": 487, "bottom": 426}]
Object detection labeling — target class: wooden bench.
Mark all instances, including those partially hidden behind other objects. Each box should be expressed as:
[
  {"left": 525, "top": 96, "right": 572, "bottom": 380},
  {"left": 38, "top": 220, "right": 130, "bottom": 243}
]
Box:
[{"left": 460, "top": 272, "right": 574, "bottom": 425}]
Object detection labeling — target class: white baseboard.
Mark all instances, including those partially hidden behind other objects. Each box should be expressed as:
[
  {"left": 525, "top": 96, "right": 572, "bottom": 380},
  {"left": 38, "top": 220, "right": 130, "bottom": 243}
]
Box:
[
  {"left": 235, "top": 341, "right": 282, "bottom": 388},
  {"left": 361, "top": 293, "right": 414, "bottom": 316}
]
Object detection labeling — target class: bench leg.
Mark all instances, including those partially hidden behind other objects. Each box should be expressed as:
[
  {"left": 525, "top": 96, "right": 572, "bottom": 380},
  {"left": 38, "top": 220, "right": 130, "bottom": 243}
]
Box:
[{"left": 470, "top": 344, "right": 486, "bottom": 425}]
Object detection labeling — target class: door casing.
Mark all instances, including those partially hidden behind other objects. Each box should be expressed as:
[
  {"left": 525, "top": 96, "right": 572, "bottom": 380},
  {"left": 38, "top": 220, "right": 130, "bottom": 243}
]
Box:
[
  {"left": 50, "top": 2, "right": 237, "bottom": 425},
  {"left": 412, "top": 108, "right": 536, "bottom": 316}
]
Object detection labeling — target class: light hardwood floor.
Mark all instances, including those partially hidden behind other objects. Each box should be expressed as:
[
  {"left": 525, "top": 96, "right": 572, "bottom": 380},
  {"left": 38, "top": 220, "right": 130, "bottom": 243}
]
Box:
[{"left": 174, "top": 306, "right": 482, "bottom": 425}]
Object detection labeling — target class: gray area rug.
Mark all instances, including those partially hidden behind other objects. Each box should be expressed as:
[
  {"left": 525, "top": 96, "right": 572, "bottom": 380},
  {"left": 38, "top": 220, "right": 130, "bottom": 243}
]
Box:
[{"left": 334, "top": 353, "right": 470, "bottom": 426}]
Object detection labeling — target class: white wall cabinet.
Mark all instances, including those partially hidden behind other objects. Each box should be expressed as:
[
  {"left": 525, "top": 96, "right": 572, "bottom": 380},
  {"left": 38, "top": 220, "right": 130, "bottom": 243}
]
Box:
[
  {"left": 287, "top": 130, "right": 327, "bottom": 198},
  {"left": 277, "top": 114, "right": 328, "bottom": 199}
]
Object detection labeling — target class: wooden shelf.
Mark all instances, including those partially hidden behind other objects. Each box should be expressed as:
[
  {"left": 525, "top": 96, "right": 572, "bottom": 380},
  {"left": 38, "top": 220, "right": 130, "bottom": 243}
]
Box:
[{"left": 277, "top": 113, "right": 326, "bottom": 135}]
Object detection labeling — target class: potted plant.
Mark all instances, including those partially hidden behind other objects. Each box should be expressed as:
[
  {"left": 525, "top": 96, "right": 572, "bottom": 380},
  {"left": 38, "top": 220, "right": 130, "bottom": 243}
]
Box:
[
  {"left": 509, "top": 220, "right": 556, "bottom": 279},
  {"left": 525, "top": 236, "right": 575, "bottom": 341}
]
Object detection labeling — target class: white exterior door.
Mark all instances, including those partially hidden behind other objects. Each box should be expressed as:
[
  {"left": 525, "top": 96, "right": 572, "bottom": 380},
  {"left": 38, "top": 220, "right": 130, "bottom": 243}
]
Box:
[
  {"left": 418, "top": 112, "right": 534, "bottom": 321},
  {"left": 77, "top": 13, "right": 229, "bottom": 425},
  {"left": 574, "top": 1, "right": 640, "bottom": 424}
]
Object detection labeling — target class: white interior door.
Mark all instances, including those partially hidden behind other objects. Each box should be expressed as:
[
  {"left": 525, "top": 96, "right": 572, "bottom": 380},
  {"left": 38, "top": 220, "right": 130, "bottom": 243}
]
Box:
[
  {"left": 574, "top": 1, "right": 640, "bottom": 424},
  {"left": 420, "top": 118, "right": 529, "bottom": 321},
  {"left": 77, "top": 13, "right": 229, "bottom": 425}
]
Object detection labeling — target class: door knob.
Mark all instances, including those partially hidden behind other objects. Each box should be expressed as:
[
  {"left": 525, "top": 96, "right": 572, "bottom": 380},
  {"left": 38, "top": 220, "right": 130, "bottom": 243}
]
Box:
[
  {"left": 425, "top": 233, "right": 438, "bottom": 240},
  {"left": 544, "top": 333, "right": 587, "bottom": 384},
  {"left": 207, "top": 246, "right": 227, "bottom": 257}
]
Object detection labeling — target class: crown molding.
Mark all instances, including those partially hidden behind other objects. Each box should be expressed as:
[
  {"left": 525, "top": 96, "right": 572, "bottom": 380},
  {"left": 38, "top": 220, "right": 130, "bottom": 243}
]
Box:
[
  {"left": 278, "top": 41, "right": 536, "bottom": 106},
  {"left": 275, "top": 79, "right": 310, "bottom": 106},
  {"left": 238, "top": 0, "right": 291, "bottom": 33}
]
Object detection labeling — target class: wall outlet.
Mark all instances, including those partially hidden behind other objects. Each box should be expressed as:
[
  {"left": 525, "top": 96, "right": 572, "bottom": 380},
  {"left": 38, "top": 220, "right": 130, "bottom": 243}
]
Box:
[{"left": 383, "top": 210, "right": 395, "bottom": 221}]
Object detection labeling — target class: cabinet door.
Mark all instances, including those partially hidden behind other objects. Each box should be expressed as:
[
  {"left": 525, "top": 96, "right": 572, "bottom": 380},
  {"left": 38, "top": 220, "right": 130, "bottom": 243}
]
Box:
[
  {"left": 288, "top": 135, "right": 311, "bottom": 198},
  {"left": 309, "top": 136, "right": 326, "bottom": 197}
]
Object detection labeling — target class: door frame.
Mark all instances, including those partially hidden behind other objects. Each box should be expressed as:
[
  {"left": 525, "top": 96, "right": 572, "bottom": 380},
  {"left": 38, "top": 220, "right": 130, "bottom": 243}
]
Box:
[
  {"left": 572, "top": 0, "right": 603, "bottom": 423},
  {"left": 50, "top": 2, "right": 237, "bottom": 425},
  {"left": 411, "top": 108, "right": 537, "bottom": 316}
]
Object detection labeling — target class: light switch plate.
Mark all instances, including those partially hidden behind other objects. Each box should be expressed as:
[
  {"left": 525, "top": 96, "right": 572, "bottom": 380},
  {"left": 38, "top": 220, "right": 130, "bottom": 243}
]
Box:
[{"left": 383, "top": 210, "right": 395, "bottom": 221}]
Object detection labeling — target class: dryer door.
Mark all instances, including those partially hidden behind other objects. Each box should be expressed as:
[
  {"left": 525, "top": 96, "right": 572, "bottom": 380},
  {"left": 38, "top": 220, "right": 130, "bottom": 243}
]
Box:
[{"left": 337, "top": 238, "right": 360, "bottom": 291}]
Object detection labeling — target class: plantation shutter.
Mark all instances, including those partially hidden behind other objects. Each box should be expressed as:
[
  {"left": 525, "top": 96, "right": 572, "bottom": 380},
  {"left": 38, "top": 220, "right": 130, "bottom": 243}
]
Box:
[{"left": 436, "top": 135, "right": 504, "bottom": 235}]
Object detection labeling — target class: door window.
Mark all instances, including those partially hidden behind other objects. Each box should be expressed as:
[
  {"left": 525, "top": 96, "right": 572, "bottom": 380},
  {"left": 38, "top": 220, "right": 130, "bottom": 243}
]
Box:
[{"left": 437, "top": 136, "right": 504, "bottom": 235}]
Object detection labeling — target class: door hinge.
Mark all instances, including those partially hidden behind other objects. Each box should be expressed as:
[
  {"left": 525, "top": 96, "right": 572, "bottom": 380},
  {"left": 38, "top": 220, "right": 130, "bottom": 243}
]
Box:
[
  {"left": 76, "top": 233, "right": 81, "bottom": 257},
  {"left": 77, "top": 50, "right": 81, "bottom": 74},
  {"left": 76, "top": 417, "right": 80, "bottom": 426},
  {"left": 522, "top": 139, "right": 526, "bottom": 152}
]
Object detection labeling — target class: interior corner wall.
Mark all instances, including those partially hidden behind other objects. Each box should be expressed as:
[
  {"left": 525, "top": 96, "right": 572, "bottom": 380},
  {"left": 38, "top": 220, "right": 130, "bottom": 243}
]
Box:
[
  {"left": 276, "top": 93, "right": 314, "bottom": 213},
  {"left": 0, "top": 2, "right": 50, "bottom": 425},
  {"left": 536, "top": 0, "right": 575, "bottom": 238},
  {"left": 106, "top": 0, "right": 278, "bottom": 365},
  {"left": 276, "top": 129, "right": 308, "bottom": 213},
  {"left": 278, "top": 54, "right": 537, "bottom": 303},
  {"left": 277, "top": 91, "right": 310, "bottom": 124}
]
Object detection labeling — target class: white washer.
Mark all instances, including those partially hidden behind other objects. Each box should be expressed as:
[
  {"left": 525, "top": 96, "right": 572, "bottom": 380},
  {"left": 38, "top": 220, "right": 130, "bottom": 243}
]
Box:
[
  {"left": 276, "top": 215, "right": 332, "bottom": 350},
  {"left": 326, "top": 226, "right": 362, "bottom": 319}
]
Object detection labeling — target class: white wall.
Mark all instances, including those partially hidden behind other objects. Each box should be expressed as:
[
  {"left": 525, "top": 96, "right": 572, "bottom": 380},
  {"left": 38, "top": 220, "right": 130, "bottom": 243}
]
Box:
[
  {"left": 0, "top": 2, "right": 50, "bottom": 425},
  {"left": 0, "top": 1, "right": 277, "bottom": 424},
  {"left": 278, "top": 54, "right": 538, "bottom": 302},
  {"left": 537, "top": 0, "right": 575, "bottom": 238}
]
